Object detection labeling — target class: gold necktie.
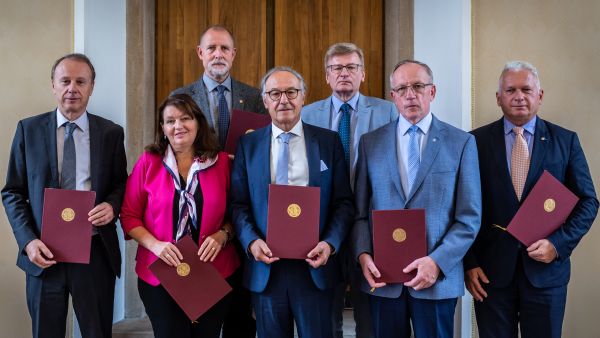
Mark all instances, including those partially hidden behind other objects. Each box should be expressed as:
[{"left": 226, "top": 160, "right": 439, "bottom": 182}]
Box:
[{"left": 511, "top": 127, "right": 530, "bottom": 200}]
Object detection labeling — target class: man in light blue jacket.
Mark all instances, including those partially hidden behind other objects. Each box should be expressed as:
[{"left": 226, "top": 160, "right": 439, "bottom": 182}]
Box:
[
  {"left": 302, "top": 42, "right": 396, "bottom": 338},
  {"left": 352, "top": 60, "right": 481, "bottom": 338}
]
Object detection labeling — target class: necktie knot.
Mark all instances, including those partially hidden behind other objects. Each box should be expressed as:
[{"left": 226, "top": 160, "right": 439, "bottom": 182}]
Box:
[
  {"left": 513, "top": 126, "right": 524, "bottom": 136},
  {"left": 408, "top": 124, "right": 419, "bottom": 136},
  {"left": 64, "top": 122, "right": 76, "bottom": 137},
  {"left": 340, "top": 103, "right": 351, "bottom": 115},
  {"left": 216, "top": 85, "right": 227, "bottom": 95},
  {"left": 278, "top": 132, "right": 292, "bottom": 144}
]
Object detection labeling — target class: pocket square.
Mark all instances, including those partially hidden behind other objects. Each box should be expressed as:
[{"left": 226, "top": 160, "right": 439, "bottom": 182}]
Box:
[{"left": 320, "top": 160, "right": 328, "bottom": 172}]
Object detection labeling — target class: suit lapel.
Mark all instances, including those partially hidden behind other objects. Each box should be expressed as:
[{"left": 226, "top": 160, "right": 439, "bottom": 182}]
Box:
[
  {"left": 355, "top": 95, "right": 371, "bottom": 138},
  {"left": 490, "top": 118, "right": 514, "bottom": 195},
  {"left": 254, "top": 126, "right": 272, "bottom": 191},
  {"left": 45, "top": 111, "right": 59, "bottom": 186},
  {"left": 406, "top": 116, "right": 443, "bottom": 202},
  {"left": 523, "top": 118, "right": 549, "bottom": 197},
  {"left": 382, "top": 122, "right": 405, "bottom": 201},
  {"left": 304, "top": 124, "right": 321, "bottom": 187},
  {"left": 231, "top": 79, "right": 246, "bottom": 111},
  {"left": 314, "top": 99, "right": 332, "bottom": 129},
  {"left": 88, "top": 114, "right": 101, "bottom": 194},
  {"left": 192, "top": 80, "right": 212, "bottom": 127}
]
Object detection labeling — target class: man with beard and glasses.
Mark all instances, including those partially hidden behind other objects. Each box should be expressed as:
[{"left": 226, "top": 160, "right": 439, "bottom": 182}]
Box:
[{"left": 171, "top": 25, "right": 265, "bottom": 337}]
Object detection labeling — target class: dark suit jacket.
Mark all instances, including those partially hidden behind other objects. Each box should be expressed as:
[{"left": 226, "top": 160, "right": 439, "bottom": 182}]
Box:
[
  {"left": 231, "top": 122, "right": 355, "bottom": 293},
  {"left": 171, "top": 76, "right": 267, "bottom": 130},
  {"left": 464, "top": 117, "right": 598, "bottom": 288},
  {"left": 2, "top": 110, "right": 128, "bottom": 277}
]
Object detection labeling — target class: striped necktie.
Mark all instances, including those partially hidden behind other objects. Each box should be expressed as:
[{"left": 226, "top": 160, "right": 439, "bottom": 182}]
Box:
[{"left": 407, "top": 125, "right": 420, "bottom": 192}]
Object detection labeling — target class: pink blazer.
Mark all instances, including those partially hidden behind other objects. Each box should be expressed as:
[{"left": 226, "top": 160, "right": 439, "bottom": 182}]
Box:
[{"left": 120, "top": 151, "right": 240, "bottom": 286}]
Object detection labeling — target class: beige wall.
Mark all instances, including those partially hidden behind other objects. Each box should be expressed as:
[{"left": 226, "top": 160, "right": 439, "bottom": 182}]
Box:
[
  {"left": 0, "top": 1, "right": 72, "bottom": 336},
  {"left": 473, "top": 1, "right": 600, "bottom": 336}
]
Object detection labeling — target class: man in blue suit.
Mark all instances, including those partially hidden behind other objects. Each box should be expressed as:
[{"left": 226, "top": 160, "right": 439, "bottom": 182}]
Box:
[
  {"left": 302, "top": 42, "right": 396, "bottom": 338},
  {"left": 232, "top": 66, "right": 354, "bottom": 338},
  {"left": 352, "top": 60, "right": 482, "bottom": 338},
  {"left": 464, "top": 61, "right": 598, "bottom": 338}
]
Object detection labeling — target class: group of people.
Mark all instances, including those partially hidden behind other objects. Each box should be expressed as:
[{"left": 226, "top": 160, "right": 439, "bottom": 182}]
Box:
[{"left": 2, "top": 24, "right": 598, "bottom": 338}]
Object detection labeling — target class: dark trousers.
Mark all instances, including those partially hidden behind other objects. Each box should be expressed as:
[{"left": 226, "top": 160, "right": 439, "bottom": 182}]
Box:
[
  {"left": 252, "top": 260, "right": 334, "bottom": 338},
  {"left": 332, "top": 248, "right": 373, "bottom": 338},
  {"left": 26, "top": 235, "right": 115, "bottom": 338},
  {"left": 222, "top": 244, "right": 256, "bottom": 338},
  {"left": 474, "top": 257, "right": 567, "bottom": 338},
  {"left": 369, "top": 288, "right": 457, "bottom": 338},
  {"left": 138, "top": 274, "right": 233, "bottom": 338}
]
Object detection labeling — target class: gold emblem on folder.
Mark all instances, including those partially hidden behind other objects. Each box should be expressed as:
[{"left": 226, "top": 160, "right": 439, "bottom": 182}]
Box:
[
  {"left": 287, "top": 204, "right": 301, "bottom": 218},
  {"left": 544, "top": 198, "right": 556, "bottom": 212},
  {"left": 177, "top": 263, "right": 190, "bottom": 277},
  {"left": 392, "top": 228, "right": 407, "bottom": 243},
  {"left": 61, "top": 208, "right": 75, "bottom": 222}
]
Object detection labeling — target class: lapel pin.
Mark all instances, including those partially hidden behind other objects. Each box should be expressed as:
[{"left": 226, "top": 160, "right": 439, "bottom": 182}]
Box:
[
  {"left": 239, "top": 99, "right": 244, "bottom": 104},
  {"left": 432, "top": 137, "right": 438, "bottom": 142},
  {"left": 540, "top": 137, "right": 546, "bottom": 141}
]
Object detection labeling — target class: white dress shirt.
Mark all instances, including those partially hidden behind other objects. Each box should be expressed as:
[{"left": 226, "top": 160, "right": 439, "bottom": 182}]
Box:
[
  {"left": 396, "top": 112, "right": 432, "bottom": 197},
  {"left": 270, "top": 120, "right": 309, "bottom": 186}
]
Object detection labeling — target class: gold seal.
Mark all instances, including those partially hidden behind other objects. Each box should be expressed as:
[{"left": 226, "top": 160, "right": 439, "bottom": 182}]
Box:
[
  {"left": 245, "top": 128, "right": 255, "bottom": 134},
  {"left": 61, "top": 208, "right": 75, "bottom": 222},
  {"left": 544, "top": 198, "right": 556, "bottom": 212},
  {"left": 392, "top": 228, "right": 407, "bottom": 243},
  {"left": 287, "top": 203, "right": 301, "bottom": 218},
  {"left": 177, "top": 263, "right": 190, "bottom": 277}
]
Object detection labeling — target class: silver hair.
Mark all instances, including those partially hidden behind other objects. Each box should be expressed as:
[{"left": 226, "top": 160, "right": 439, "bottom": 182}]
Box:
[
  {"left": 260, "top": 66, "right": 307, "bottom": 94},
  {"left": 389, "top": 59, "right": 434, "bottom": 87},
  {"left": 499, "top": 60, "right": 541, "bottom": 89},
  {"left": 323, "top": 42, "right": 365, "bottom": 72}
]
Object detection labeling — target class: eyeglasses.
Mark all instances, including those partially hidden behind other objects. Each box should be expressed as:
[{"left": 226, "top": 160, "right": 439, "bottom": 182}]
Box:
[
  {"left": 327, "top": 64, "right": 362, "bottom": 75},
  {"left": 392, "top": 83, "right": 433, "bottom": 96},
  {"left": 264, "top": 88, "right": 302, "bottom": 101}
]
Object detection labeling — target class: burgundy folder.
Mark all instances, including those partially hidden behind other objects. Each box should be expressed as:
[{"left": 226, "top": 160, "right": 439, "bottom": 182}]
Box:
[
  {"left": 372, "top": 209, "right": 426, "bottom": 283},
  {"left": 507, "top": 170, "right": 579, "bottom": 246},
  {"left": 266, "top": 184, "right": 320, "bottom": 259},
  {"left": 224, "top": 109, "right": 272, "bottom": 154},
  {"left": 40, "top": 188, "right": 96, "bottom": 264},
  {"left": 149, "top": 236, "right": 232, "bottom": 321}
]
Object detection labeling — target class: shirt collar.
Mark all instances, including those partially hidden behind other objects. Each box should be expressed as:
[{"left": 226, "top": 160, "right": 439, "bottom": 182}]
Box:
[
  {"left": 203, "top": 73, "right": 232, "bottom": 93},
  {"left": 397, "top": 112, "right": 433, "bottom": 136},
  {"left": 331, "top": 92, "right": 360, "bottom": 114},
  {"left": 503, "top": 116, "right": 537, "bottom": 136},
  {"left": 272, "top": 119, "right": 304, "bottom": 139},
  {"left": 56, "top": 109, "right": 89, "bottom": 132}
]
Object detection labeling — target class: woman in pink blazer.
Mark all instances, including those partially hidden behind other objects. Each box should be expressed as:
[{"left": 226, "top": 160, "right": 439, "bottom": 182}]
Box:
[{"left": 121, "top": 94, "right": 239, "bottom": 338}]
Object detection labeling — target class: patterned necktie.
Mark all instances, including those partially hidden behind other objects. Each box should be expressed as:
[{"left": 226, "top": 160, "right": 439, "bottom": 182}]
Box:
[
  {"left": 407, "top": 125, "right": 420, "bottom": 192},
  {"left": 61, "top": 122, "right": 77, "bottom": 190},
  {"left": 338, "top": 103, "right": 351, "bottom": 165},
  {"left": 275, "top": 133, "right": 292, "bottom": 184},
  {"left": 511, "top": 126, "right": 530, "bottom": 200},
  {"left": 216, "top": 85, "right": 230, "bottom": 149}
]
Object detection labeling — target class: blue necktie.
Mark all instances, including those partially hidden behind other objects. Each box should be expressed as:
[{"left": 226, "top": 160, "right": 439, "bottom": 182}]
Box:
[
  {"left": 407, "top": 125, "right": 420, "bottom": 192},
  {"left": 275, "top": 133, "right": 292, "bottom": 184},
  {"left": 216, "top": 85, "right": 230, "bottom": 148},
  {"left": 61, "top": 122, "right": 77, "bottom": 189},
  {"left": 338, "top": 103, "right": 351, "bottom": 165}
]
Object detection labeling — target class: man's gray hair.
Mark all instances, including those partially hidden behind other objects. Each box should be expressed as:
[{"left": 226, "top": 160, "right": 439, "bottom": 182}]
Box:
[
  {"left": 323, "top": 42, "right": 365, "bottom": 72},
  {"left": 389, "top": 59, "right": 434, "bottom": 87},
  {"left": 260, "top": 66, "right": 307, "bottom": 94},
  {"left": 499, "top": 60, "right": 541, "bottom": 89}
]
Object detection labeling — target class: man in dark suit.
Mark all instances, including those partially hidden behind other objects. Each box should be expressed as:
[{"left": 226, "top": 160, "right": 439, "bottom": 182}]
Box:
[
  {"left": 465, "top": 60, "right": 598, "bottom": 338},
  {"left": 1, "top": 53, "right": 127, "bottom": 338},
  {"left": 232, "top": 66, "right": 354, "bottom": 338},
  {"left": 171, "top": 24, "right": 264, "bottom": 337},
  {"left": 171, "top": 25, "right": 266, "bottom": 152},
  {"left": 302, "top": 42, "right": 397, "bottom": 338}
]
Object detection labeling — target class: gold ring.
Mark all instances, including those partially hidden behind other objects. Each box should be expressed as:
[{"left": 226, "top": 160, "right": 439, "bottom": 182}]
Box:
[{"left": 211, "top": 247, "right": 216, "bottom": 251}]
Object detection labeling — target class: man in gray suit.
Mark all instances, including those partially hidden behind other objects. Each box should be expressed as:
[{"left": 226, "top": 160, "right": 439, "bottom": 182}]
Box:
[
  {"left": 172, "top": 25, "right": 266, "bottom": 152},
  {"left": 172, "top": 25, "right": 263, "bottom": 338},
  {"left": 302, "top": 42, "right": 396, "bottom": 338},
  {"left": 352, "top": 60, "right": 481, "bottom": 338}
]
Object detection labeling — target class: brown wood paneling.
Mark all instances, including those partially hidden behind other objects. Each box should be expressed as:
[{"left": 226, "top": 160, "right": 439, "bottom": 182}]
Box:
[
  {"left": 274, "top": 0, "right": 384, "bottom": 104},
  {"left": 155, "top": 0, "right": 267, "bottom": 109}
]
